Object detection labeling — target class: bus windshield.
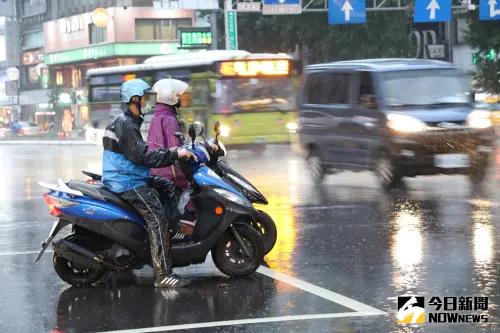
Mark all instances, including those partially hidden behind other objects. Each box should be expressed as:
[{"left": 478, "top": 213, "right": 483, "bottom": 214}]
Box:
[{"left": 215, "top": 78, "right": 296, "bottom": 114}]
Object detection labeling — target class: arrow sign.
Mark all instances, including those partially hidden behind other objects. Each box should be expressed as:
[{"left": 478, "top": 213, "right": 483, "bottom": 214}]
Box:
[
  {"left": 341, "top": 1, "right": 353, "bottom": 21},
  {"left": 414, "top": 0, "right": 451, "bottom": 22},
  {"left": 489, "top": 0, "right": 500, "bottom": 17},
  {"left": 480, "top": 0, "right": 500, "bottom": 20},
  {"left": 426, "top": 0, "right": 440, "bottom": 19},
  {"left": 328, "top": 0, "right": 366, "bottom": 24}
]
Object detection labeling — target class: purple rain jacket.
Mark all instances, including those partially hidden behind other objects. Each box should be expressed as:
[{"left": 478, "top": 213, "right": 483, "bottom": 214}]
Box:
[{"left": 147, "top": 103, "right": 188, "bottom": 188}]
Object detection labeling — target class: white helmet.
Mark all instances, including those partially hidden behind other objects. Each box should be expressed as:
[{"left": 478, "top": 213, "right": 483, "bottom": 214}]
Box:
[{"left": 152, "top": 78, "right": 189, "bottom": 106}]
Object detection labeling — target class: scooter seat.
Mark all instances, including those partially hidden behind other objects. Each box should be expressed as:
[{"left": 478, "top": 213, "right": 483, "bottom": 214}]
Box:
[{"left": 67, "top": 180, "right": 135, "bottom": 213}]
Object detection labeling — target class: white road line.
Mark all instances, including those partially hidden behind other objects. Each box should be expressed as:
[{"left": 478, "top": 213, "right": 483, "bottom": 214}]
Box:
[
  {"left": 257, "top": 266, "right": 385, "bottom": 315},
  {"left": 0, "top": 250, "right": 52, "bottom": 257},
  {"left": 98, "top": 312, "right": 382, "bottom": 333}
]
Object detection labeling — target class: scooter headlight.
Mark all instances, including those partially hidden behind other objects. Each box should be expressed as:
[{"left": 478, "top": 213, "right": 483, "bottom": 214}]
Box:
[
  {"left": 213, "top": 188, "right": 251, "bottom": 207},
  {"left": 226, "top": 173, "right": 256, "bottom": 193}
]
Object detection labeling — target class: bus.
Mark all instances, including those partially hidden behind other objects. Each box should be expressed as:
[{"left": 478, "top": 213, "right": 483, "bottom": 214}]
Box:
[{"left": 85, "top": 50, "right": 299, "bottom": 145}]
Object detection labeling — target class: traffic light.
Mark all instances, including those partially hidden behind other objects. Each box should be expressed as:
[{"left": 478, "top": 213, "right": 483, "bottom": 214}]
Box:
[{"left": 472, "top": 52, "right": 479, "bottom": 65}]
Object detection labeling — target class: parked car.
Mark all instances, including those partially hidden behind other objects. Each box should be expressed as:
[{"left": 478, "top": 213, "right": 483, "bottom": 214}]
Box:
[
  {"left": 14, "top": 122, "right": 41, "bottom": 136},
  {"left": 298, "top": 59, "right": 496, "bottom": 188},
  {"left": 0, "top": 125, "right": 13, "bottom": 138}
]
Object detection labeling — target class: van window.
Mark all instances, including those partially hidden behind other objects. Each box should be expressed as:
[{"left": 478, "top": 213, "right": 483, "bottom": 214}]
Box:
[
  {"left": 358, "top": 71, "right": 378, "bottom": 109},
  {"left": 305, "top": 72, "right": 349, "bottom": 104}
]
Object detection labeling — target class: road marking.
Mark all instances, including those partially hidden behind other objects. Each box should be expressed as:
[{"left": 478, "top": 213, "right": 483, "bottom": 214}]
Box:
[
  {"left": 99, "top": 312, "right": 382, "bottom": 333},
  {"left": 257, "top": 266, "right": 385, "bottom": 314},
  {"left": 0, "top": 250, "right": 52, "bottom": 257}
]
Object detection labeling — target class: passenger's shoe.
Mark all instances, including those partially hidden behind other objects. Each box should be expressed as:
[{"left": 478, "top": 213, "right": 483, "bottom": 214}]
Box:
[{"left": 155, "top": 274, "right": 191, "bottom": 288}]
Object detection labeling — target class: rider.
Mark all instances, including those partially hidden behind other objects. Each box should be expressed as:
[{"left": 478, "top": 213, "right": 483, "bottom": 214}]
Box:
[
  {"left": 102, "top": 79, "right": 193, "bottom": 288},
  {"left": 147, "top": 78, "right": 190, "bottom": 189}
]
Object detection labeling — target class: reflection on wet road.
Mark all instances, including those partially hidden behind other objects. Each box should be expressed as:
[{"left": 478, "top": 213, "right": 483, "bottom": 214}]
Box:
[{"left": 0, "top": 144, "right": 498, "bottom": 332}]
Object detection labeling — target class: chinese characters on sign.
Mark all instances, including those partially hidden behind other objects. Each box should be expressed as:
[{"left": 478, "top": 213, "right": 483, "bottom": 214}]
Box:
[
  {"left": 179, "top": 28, "right": 213, "bottom": 49},
  {"left": 397, "top": 296, "right": 489, "bottom": 324}
]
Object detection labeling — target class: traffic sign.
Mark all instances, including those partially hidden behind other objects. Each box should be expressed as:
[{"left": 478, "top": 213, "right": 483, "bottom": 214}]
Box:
[
  {"left": 414, "top": 0, "right": 451, "bottom": 23},
  {"left": 179, "top": 28, "right": 212, "bottom": 49},
  {"left": 479, "top": 0, "right": 500, "bottom": 20},
  {"left": 263, "top": 0, "right": 302, "bottom": 15},
  {"left": 225, "top": 10, "right": 238, "bottom": 50},
  {"left": 328, "top": 0, "right": 366, "bottom": 25}
]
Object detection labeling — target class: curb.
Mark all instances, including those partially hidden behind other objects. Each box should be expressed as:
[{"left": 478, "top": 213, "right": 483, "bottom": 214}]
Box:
[{"left": 0, "top": 140, "right": 95, "bottom": 146}]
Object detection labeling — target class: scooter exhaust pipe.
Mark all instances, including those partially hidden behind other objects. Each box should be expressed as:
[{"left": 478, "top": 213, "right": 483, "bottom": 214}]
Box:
[{"left": 53, "top": 239, "right": 114, "bottom": 270}]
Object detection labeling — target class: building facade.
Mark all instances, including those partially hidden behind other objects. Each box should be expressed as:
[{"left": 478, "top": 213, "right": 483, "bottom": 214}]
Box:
[{"left": 3, "top": 0, "right": 201, "bottom": 135}]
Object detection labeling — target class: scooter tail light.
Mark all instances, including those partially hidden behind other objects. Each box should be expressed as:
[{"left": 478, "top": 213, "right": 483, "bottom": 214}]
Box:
[{"left": 43, "top": 193, "right": 76, "bottom": 216}]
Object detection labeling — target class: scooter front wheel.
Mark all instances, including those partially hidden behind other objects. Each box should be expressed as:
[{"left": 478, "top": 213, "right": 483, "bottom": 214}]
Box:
[
  {"left": 253, "top": 210, "right": 277, "bottom": 255},
  {"left": 212, "top": 223, "right": 264, "bottom": 277}
]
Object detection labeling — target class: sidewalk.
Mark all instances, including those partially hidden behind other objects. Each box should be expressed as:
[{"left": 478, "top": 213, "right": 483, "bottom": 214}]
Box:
[{"left": 0, "top": 139, "right": 94, "bottom": 145}]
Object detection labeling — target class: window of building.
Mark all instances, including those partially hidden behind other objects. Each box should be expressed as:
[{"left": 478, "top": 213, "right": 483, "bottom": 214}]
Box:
[
  {"left": 305, "top": 72, "right": 350, "bottom": 105},
  {"left": 71, "top": 69, "right": 82, "bottom": 88},
  {"left": 22, "top": 30, "right": 44, "bottom": 50},
  {"left": 89, "top": 24, "right": 107, "bottom": 44},
  {"left": 135, "top": 19, "right": 192, "bottom": 41},
  {"left": 55, "top": 71, "right": 64, "bottom": 86},
  {"left": 22, "top": 0, "right": 47, "bottom": 17}
]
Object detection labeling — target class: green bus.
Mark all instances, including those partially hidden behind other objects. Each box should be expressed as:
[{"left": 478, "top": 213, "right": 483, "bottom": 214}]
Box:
[{"left": 86, "top": 50, "right": 299, "bottom": 145}]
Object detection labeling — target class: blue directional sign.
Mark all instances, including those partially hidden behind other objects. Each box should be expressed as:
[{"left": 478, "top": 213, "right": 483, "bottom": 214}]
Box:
[
  {"left": 479, "top": 0, "right": 500, "bottom": 20},
  {"left": 328, "top": 0, "right": 366, "bottom": 25},
  {"left": 414, "top": 0, "right": 451, "bottom": 23}
]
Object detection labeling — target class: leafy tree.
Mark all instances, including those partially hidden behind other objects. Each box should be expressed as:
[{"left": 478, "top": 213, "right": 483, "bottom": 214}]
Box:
[
  {"left": 465, "top": 4, "right": 500, "bottom": 93},
  {"left": 236, "top": 10, "right": 411, "bottom": 64}
]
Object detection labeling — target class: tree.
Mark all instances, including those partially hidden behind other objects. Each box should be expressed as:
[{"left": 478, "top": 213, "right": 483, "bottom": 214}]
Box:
[
  {"left": 466, "top": 4, "right": 500, "bottom": 93},
  {"left": 236, "top": 10, "right": 411, "bottom": 64}
]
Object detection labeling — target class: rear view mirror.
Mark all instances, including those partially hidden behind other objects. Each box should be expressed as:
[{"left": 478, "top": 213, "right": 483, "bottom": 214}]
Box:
[
  {"left": 188, "top": 124, "right": 197, "bottom": 142},
  {"left": 214, "top": 121, "right": 221, "bottom": 135}
]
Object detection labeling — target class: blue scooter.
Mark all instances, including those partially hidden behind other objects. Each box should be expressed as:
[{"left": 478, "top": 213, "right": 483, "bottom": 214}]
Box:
[{"left": 35, "top": 123, "right": 264, "bottom": 287}]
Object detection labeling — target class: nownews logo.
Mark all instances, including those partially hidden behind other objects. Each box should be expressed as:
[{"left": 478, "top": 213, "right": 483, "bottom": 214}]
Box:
[{"left": 397, "top": 296, "right": 489, "bottom": 324}]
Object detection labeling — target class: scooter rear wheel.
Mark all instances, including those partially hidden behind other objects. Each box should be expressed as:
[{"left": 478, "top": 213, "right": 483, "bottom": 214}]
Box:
[
  {"left": 212, "top": 223, "right": 264, "bottom": 277},
  {"left": 53, "top": 234, "right": 106, "bottom": 287}
]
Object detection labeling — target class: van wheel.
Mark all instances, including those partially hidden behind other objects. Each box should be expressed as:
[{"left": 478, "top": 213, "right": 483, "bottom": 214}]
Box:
[
  {"left": 376, "top": 153, "right": 403, "bottom": 190},
  {"left": 469, "top": 155, "right": 489, "bottom": 185},
  {"left": 308, "top": 151, "right": 325, "bottom": 184}
]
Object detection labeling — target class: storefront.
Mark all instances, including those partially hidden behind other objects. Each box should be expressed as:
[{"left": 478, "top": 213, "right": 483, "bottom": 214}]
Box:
[{"left": 42, "top": 7, "right": 194, "bottom": 135}]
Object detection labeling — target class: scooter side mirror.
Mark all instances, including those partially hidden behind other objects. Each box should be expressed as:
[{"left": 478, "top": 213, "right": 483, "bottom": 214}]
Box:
[
  {"left": 214, "top": 121, "right": 221, "bottom": 144},
  {"left": 214, "top": 121, "right": 221, "bottom": 135},
  {"left": 188, "top": 124, "right": 197, "bottom": 142}
]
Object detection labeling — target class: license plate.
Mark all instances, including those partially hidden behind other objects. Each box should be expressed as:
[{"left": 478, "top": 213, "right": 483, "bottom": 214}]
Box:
[{"left": 434, "top": 154, "right": 470, "bottom": 168}]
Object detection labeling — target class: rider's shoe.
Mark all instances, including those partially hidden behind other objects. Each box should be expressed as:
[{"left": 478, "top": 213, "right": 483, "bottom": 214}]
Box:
[{"left": 155, "top": 273, "right": 191, "bottom": 288}]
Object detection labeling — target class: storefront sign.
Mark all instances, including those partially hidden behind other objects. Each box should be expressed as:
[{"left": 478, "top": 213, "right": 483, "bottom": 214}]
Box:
[
  {"left": 179, "top": 28, "right": 212, "bottom": 49},
  {"left": 23, "top": 50, "right": 44, "bottom": 65},
  {"left": 44, "top": 42, "right": 180, "bottom": 65}
]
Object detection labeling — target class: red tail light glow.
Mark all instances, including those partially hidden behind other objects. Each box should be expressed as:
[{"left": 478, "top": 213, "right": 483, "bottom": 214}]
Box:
[{"left": 43, "top": 193, "right": 76, "bottom": 217}]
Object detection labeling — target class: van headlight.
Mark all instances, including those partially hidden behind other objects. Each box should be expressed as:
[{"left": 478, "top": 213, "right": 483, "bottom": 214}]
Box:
[
  {"left": 220, "top": 125, "right": 230, "bottom": 137},
  {"left": 387, "top": 114, "right": 427, "bottom": 133},
  {"left": 213, "top": 188, "right": 250, "bottom": 207},
  {"left": 467, "top": 110, "right": 492, "bottom": 129}
]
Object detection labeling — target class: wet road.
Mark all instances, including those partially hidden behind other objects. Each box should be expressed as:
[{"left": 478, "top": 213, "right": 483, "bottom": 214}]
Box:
[{"left": 0, "top": 144, "right": 498, "bottom": 333}]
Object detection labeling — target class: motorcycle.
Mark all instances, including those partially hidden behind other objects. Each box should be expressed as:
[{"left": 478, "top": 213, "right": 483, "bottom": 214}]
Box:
[
  {"left": 207, "top": 121, "right": 277, "bottom": 255},
  {"left": 82, "top": 121, "right": 278, "bottom": 255},
  {"left": 35, "top": 123, "right": 265, "bottom": 287}
]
